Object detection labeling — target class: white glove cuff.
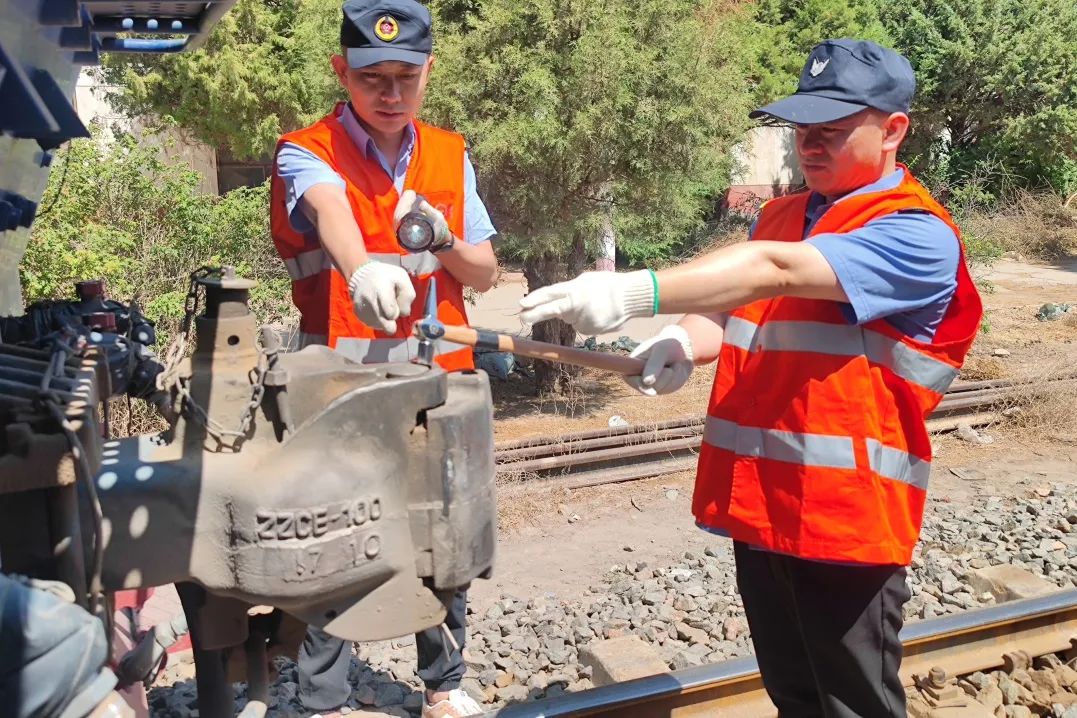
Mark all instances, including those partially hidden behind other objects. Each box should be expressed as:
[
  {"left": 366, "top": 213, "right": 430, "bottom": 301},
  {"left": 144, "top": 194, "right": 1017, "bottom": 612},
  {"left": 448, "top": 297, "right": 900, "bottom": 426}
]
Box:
[
  {"left": 621, "top": 269, "right": 657, "bottom": 319},
  {"left": 657, "top": 324, "right": 694, "bottom": 363},
  {"left": 347, "top": 261, "right": 374, "bottom": 296}
]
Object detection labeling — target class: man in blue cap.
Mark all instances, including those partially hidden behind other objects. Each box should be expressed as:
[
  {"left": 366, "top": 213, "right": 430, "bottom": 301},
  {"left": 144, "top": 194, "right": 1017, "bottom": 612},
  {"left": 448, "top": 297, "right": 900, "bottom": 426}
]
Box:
[
  {"left": 518, "top": 39, "right": 982, "bottom": 717},
  {"left": 270, "top": 1, "right": 496, "bottom": 716}
]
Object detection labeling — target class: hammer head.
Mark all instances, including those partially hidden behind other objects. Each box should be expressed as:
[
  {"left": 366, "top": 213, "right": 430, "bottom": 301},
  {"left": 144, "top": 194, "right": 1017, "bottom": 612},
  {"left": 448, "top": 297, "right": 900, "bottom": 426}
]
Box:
[{"left": 413, "top": 277, "right": 442, "bottom": 366}]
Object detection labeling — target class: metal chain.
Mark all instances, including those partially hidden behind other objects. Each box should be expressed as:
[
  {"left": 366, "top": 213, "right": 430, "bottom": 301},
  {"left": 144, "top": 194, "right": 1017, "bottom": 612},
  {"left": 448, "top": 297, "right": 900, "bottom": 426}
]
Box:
[
  {"left": 173, "top": 348, "right": 269, "bottom": 446},
  {"left": 155, "top": 267, "right": 270, "bottom": 448},
  {"left": 155, "top": 267, "right": 212, "bottom": 395}
]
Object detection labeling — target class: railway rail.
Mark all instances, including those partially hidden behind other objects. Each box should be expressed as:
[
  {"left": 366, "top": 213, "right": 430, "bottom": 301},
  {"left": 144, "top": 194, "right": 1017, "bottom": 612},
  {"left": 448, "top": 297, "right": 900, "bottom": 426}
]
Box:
[
  {"left": 495, "top": 375, "right": 1076, "bottom": 491},
  {"left": 484, "top": 589, "right": 1077, "bottom": 717}
]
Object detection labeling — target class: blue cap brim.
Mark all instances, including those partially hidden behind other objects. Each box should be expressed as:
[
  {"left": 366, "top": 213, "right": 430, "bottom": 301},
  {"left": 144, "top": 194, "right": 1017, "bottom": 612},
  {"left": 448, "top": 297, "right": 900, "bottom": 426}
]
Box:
[
  {"left": 346, "top": 47, "right": 429, "bottom": 69},
  {"left": 749, "top": 93, "right": 869, "bottom": 124}
]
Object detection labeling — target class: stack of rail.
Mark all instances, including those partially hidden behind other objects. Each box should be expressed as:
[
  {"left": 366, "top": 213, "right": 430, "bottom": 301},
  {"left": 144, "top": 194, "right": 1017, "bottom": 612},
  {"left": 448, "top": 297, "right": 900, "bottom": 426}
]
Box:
[{"left": 494, "top": 376, "right": 1075, "bottom": 490}]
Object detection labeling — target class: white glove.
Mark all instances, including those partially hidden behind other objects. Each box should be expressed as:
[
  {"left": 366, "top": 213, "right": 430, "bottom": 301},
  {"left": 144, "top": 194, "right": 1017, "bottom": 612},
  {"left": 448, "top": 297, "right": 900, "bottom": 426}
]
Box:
[
  {"left": 393, "top": 189, "right": 452, "bottom": 251},
  {"left": 624, "top": 324, "right": 694, "bottom": 396},
  {"left": 518, "top": 269, "right": 656, "bottom": 335},
  {"left": 347, "top": 261, "right": 416, "bottom": 334}
]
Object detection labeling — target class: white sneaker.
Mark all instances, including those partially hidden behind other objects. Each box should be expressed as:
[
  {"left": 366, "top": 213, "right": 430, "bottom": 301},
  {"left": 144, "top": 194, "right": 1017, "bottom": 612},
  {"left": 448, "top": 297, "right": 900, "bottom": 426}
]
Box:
[{"left": 422, "top": 688, "right": 484, "bottom": 718}]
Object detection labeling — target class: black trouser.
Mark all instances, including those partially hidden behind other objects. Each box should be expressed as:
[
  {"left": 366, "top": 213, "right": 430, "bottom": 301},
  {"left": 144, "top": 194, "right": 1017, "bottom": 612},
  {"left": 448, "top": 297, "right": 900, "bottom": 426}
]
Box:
[
  {"left": 297, "top": 585, "right": 468, "bottom": 712},
  {"left": 733, "top": 542, "right": 910, "bottom": 718}
]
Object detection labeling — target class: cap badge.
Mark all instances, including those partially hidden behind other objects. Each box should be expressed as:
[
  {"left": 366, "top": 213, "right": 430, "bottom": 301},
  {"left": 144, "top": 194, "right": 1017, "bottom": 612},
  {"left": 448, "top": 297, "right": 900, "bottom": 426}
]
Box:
[
  {"left": 374, "top": 15, "right": 400, "bottom": 42},
  {"left": 809, "top": 56, "right": 830, "bottom": 77}
]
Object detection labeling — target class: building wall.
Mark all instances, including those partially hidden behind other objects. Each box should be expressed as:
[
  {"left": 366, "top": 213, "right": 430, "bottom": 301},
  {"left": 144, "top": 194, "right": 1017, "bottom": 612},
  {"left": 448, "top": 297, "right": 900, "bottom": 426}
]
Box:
[
  {"left": 727, "top": 125, "right": 803, "bottom": 214},
  {"left": 73, "top": 68, "right": 219, "bottom": 196}
]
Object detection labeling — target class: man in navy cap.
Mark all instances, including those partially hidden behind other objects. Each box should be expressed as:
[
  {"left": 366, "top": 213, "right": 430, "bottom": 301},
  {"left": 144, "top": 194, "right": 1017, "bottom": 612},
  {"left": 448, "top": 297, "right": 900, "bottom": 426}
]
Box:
[
  {"left": 269, "top": 1, "right": 496, "bottom": 716},
  {"left": 518, "top": 39, "right": 982, "bottom": 716}
]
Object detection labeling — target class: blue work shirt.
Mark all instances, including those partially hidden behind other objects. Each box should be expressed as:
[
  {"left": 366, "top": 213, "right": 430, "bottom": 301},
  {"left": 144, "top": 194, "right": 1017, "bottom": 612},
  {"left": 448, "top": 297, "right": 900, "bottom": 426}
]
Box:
[
  {"left": 275, "top": 103, "right": 496, "bottom": 245},
  {"left": 751, "top": 168, "right": 959, "bottom": 341},
  {"left": 702, "top": 169, "right": 961, "bottom": 560}
]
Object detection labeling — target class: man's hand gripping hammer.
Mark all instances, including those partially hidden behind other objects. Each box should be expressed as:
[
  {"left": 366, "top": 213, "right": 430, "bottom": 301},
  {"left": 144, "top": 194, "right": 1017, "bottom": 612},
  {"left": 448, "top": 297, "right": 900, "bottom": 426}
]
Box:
[{"left": 412, "top": 278, "right": 646, "bottom": 374}]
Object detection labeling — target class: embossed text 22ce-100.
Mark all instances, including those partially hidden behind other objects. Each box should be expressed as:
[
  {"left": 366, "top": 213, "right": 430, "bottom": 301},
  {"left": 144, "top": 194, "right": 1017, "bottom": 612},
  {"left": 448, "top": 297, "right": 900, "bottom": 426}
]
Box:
[{"left": 256, "top": 497, "right": 383, "bottom": 541}]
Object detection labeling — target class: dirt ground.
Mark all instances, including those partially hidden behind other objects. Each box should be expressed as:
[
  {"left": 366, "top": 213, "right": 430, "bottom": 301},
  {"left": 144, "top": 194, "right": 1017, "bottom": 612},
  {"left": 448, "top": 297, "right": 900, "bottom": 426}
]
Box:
[{"left": 470, "top": 256, "right": 1077, "bottom": 613}]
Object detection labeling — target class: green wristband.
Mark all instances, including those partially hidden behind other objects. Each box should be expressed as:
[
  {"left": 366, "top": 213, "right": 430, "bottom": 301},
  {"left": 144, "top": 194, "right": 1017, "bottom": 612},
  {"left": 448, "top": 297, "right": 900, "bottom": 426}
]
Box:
[{"left": 648, "top": 269, "right": 660, "bottom": 315}]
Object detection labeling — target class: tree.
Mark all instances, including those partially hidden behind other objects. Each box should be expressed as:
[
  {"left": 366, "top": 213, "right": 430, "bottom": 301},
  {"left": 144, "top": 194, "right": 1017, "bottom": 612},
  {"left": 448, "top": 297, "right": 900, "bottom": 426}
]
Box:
[
  {"left": 100, "top": 0, "right": 342, "bottom": 160},
  {"left": 100, "top": 0, "right": 760, "bottom": 392},
  {"left": 423, "top": 0, "right": 757, "bottom": 390},
  {"left": 21, "top": 128, "right": 291, "bottom": 334},
  {"left": 748, "top": 0, "right": 891, "bottom": 104},
  {"left": 882, "top": 0, "right": 1077, "bottom": 195}
]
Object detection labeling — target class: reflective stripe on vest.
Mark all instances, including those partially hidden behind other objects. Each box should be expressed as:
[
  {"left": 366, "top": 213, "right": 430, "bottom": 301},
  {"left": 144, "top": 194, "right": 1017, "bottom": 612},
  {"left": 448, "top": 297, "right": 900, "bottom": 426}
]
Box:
[
  {"left": 298, "top": 333, "right": 457, "bottom": 363},
  {"left": 722, "top": 316, "right": 759, "bottom": 351},
  {"left": 866, "top": 438, "right": 930, "bottom": 489},
  {"left": 704, "top": 416, "right": 932, "bottom": 489},
  {"left": 284, "top": 247, "right": 333, "bottom": 280},
  {"left": 703, "top": 416, "right": 855, "bottom": 469},
  {"left": 284, "top": 247, "right": 442, "bottom": 281},
  {"left": 721, "top": 318, "right": 958, "bottom": 393}
]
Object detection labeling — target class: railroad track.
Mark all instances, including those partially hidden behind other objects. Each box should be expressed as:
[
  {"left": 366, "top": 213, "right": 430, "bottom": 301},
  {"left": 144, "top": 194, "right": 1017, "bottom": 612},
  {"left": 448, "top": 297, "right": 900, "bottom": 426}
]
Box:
[
  {"left": 494, "top": 376, "right": 1076, "bottom": 491},
  {"left": 484, "top": 589, "right": 1077, "bottom": 717}
]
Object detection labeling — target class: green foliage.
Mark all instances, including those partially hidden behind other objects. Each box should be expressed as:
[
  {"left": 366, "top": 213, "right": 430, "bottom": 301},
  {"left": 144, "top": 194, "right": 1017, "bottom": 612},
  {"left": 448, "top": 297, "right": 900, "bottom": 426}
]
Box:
[
  {"left": 959, "top": 228, "right": 1005, "bottom": 267},
  {"left": 882, "top": 0, "right": 1077, "bottom": 194},
  {"left": 100, "top": 0, "right": 343, "bottom": 160},
  {"left": 21, "top": 129, "right": 292, "bottom": 339},
  {"left": 423, "top": 0, "right": 756, "bottom": 269},
  {"left": 748, "top": 0, "right": 891, "bottom": 104}
]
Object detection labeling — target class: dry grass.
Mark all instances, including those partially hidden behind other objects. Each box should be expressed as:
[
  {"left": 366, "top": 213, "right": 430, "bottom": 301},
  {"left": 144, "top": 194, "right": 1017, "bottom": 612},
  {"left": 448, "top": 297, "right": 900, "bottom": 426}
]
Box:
[
  {"left": 495, "top": 471, "right": 697, "bottom": 534},
  {"left": 996, "top": 384, "right": 1077, "bottom": 444},
  {"left": 104, "top": 396, "right": 169, "bottom": 439},
  {"left": 491, "top": 363, "right": 715, "bottom": 443},
  {"left": 495, "top": 481, "right": 565, "bottom": 532},
  {"left": 959, "top": 355, "right": 1008, "bottom": 381},
  {"left": 983, "top": 356, "right": 1077, "bottom": 445},
  {"left": 690, "top": 218, "right": 750, "bottom": 260},
  {"left": 961, "top": 190, "right": 1077, "bottom": 262}
]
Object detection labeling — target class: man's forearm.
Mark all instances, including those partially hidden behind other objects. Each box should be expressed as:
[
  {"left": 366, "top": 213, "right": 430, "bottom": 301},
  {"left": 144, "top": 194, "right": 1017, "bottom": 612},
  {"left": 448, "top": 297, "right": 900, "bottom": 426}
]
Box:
[
  {"left": 436, "top": 239, "right": 498, "bottom": 292},
  {"left": 301, "top": 188, "right": 370, "bottom": 278},
  {"left": 678, "top": 312, "right": 727, "bottom": 365},
  {"left": 656, "top": 241, "right": 846, "bottom": 315}
]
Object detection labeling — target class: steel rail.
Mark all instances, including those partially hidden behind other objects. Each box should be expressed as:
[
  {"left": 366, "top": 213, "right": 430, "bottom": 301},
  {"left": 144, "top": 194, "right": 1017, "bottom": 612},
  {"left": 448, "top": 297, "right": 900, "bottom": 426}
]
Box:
[
  {"left": 493, "top": 373, "right": 1074, "bottom": 456},
  {"left": 496, "top": 426, "right": 704, "bottom": 463},
  {"left": 496, "top": 376, "right": 1077, "bottom": 475},
  {"left": 483, "top": 589, "right": 1077, "bottom": 718},
  {"left": 494, "top": 411, "right": 1003, "bottom": 497},
  {"left": 495, "top": 416, "right": 705, "bottom": 453},
  {"left": 497, "top": 389, "right": 1015, "bottom": 474}
]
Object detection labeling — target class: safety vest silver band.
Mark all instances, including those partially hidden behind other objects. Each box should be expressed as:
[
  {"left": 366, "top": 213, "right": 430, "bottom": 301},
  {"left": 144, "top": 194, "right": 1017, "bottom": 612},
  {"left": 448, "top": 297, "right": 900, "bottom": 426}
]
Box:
[
  {"left": 703, "top": 416, "right": 931, "bottom": 489},
  {"left": 298, "top": 333, "right": 458, "bottom": 364},
  {"left": 720, "top": 318, "right": 958, "bottom": 394},
  {"left": 865, "top": 438, "right": 930, "bottom": 489},
  {"left": 284, "top": 248, "right": 441, "bottom": 280},
  {"left": 704, "top": 416, "right": 856, "bottom": 469},
  {"left": 284, "top": 247, "right": 332, "bottom": 280}
]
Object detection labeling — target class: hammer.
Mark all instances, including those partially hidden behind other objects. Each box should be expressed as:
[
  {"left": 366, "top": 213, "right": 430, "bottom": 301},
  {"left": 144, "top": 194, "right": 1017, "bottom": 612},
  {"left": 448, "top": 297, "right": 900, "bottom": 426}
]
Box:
[{"left": 412, "top": 278, "right": 646, "bottom": 374}]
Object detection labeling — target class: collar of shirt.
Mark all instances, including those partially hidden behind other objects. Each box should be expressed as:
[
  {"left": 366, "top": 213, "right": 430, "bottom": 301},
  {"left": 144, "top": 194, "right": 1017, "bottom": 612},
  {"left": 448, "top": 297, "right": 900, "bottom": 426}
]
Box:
[
  {"left": 804, "top": 168, "right": 905, "bottom": 237},
  {"left": 338, "top": 103, "right": 415, "bottom": 188}
]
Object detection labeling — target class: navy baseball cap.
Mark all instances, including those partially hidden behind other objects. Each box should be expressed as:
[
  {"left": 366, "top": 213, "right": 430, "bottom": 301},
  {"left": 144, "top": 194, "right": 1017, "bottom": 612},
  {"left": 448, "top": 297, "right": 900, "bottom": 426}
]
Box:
[
  {"left": 750, "top": 39, "right": 915, "bottom": 125},
  {"left": 341, "top": 0, "right": 432, "bottom": 69}
]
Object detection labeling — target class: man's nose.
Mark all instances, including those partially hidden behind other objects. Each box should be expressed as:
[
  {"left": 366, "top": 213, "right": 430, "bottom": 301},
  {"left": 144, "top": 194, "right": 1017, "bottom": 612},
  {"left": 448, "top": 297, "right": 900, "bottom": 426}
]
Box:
[
  {"left": 381, "top": 78, "right": 402, "bottom": 102},
  {"left": 798, "top": 133, "right": 825, "bottom": 155}
]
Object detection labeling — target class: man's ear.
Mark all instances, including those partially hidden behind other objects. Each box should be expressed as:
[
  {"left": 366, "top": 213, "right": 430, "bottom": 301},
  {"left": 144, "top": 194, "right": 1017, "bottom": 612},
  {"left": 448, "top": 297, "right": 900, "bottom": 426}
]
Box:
[
  {"left": 882, "top": 112, "right": 910, "bottom": 152},
  {"left": 330, "top": 54, "right": 349, "bottom": 85}
]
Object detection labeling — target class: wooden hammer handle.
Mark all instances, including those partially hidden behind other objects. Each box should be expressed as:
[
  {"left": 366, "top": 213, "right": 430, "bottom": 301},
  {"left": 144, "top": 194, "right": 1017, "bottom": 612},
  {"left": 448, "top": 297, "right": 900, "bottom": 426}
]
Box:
[{"left": 434, "top": 324, "right": 646, "bottom": 375}]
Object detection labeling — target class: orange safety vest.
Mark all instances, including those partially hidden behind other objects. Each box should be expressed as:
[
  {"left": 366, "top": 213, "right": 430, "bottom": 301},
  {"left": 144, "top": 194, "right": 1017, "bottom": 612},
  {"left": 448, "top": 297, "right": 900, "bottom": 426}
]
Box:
[
  {"left": 693, "top": 167, "right": 983, "bottom": 565},
  {"left": 270, "top": 103, "right": 473, "bottom": 371}
]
